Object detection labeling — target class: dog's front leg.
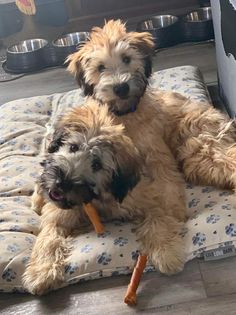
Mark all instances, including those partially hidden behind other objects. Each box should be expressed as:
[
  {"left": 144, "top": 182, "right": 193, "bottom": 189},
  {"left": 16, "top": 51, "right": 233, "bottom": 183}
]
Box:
[
  {"left": 23, "top": 204, "right": 73, "bottom": 295},
  {"left": 130, "top": 141, "right": 187, "bottom": 275},
  {"left": 136, "top": 213, "right": 186, "bottom": 275},
  {"left": 31, "top": 183, "right": 45, "bottom": 215}
]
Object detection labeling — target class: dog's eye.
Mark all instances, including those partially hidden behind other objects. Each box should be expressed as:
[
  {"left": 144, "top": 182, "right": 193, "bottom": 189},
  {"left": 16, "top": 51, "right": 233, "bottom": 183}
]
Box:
[
  {"left": 69, "top": 144, "right": 79, "bottom": 153},
  {"left": 122, "top": 55, "right": 131, "bottom": 64},
  {"left": 92, "top": 159, "right": 102, "bottom": 172},
  {"left": 98, "top": 64, "right": 105, "bottom": 73}
]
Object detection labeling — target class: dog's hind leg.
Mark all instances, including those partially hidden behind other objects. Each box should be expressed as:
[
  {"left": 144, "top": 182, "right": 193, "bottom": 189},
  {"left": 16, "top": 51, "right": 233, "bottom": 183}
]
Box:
[
  {"left": 179, "top": 136, "right": 236, "bottom": 189},
  {"left": 22, "top": 203, "right": 76, "bottom": 295},
  {"left": 176, "top": 113, "right": 236, "bottom": 193}
]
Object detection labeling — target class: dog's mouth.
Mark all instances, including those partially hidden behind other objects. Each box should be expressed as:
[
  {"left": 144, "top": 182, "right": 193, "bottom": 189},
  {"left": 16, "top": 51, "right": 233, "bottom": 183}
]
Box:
[
  {"left": 48, "top": 186, "right": 98, "bottom": 209},
  {"left": 49, "top": 189, "right": 64, "bottom": 202},
  {"left": 110, "top": 97, "right": 139, "bottom": 116}
]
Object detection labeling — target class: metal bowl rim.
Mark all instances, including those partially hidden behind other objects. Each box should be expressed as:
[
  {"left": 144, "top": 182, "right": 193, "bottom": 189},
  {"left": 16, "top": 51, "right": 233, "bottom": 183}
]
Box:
[
  {"left": 52, "top": 32, "right": 90, "bottom": 47},
  {"left": 183, "top": 7, "right": 212, "bottom": 23},
  {"left": 7, "top": 38, "right": 48, "bottom": 54},
  {"left": 138, "top": 15, "right": 179, "bottom": 31}
]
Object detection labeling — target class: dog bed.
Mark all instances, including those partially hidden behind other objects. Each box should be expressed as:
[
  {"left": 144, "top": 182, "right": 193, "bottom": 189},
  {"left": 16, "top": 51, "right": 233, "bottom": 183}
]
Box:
[{"left": 1, "top": 65, "right": 236, "bottom": 293}]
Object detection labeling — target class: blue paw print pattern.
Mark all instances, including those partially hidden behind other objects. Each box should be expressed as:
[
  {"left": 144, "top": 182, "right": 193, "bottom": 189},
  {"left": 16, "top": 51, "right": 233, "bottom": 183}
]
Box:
[
  {"left": 144, "top": 265, "right": 155, "bottom": 272},
  {"left": 192, "top": 232, "right": 206, "bottom": 246},
  {"left": 29, "top": 172, "right": 38, "bottom": 178},
  {"left": 222, "top": 204, "right": 232, "bottom": 210},
  {"left": 81, "top": 244, "right": 93, "bottom": 253},
  {"left": 112, "top": 220, "right": 125, "bottom": 226},
  {"left": 22, "top": 256, "right": 30, "bottom": 265},
  {"left": 27, "top": 218, "right": 38, "bottom": 225},
  {"left": 9, "top": 225, "right": 21, "bottom": 232},
  {"left": 186, "top": 183, "right": 194, "bottom": 190},
  {"left": 97, "top": 252, "right": 112, "bottom": 265},
  {"left": 131, "top": 250, "right": 140, "bottom": 261},
  {"left": 15, "top": 166, "right": 25, "bottom": 172},
  {"left": 188, "top": 198, "right": 200, "bottom": 208},
  {"left": 219, "top": 191, "right": 231, "bottom": 197},
  {"left": 206, "top": 214, "right": 220, "bottom": 224},
  {"left": 111, "top": 270, "right": 122, "bottom": 276},
  {"left": 19, "top": 144, "right": 31, "bottom": 152},
  {"left": 204, "top": 201, "right": 217, "bottom": 209},
  {"left": 25, "top": 236, "right": 34, "bottom": 244},
  {"left": 97, "top": 231, "right": 111, "bottom": 238},
  {"left": 113, "top": 237, "right": 128, "bottom": 247},
  {"left": 111, "top": 267, "right": 131, "bottom": 277},
  {"left": 225, "top": 224, "right": 236, "bottom": 237},
  {"left": 2, "top": 268, "right": 17, "bottom": 282},
  {"left": 7, "top": 243, "right": 20, "bottom": 253},
  {"left": 65, "top": 263, "right": 79, "bottom": 275},
  {"left": 202, "top": 186, "right": 215, "bottom": 193}
]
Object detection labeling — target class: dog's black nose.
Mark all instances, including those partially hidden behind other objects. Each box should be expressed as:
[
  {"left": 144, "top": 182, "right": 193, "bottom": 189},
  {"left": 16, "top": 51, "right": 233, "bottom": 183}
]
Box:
[
  {"left": 113, "top": 83, "right": 129, "bottom": 99},
  {"left": 55, "top": 177, "right": 73, "bottom": 190}
]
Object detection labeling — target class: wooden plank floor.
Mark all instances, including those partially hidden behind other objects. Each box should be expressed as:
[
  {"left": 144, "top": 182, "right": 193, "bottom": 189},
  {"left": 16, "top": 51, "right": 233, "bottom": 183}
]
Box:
[
  {"left": 1, "top": 258, "right": 236, "bottom": 315},
  {"left": 1, "top": 42, "right": 235, "bottom": 315}
]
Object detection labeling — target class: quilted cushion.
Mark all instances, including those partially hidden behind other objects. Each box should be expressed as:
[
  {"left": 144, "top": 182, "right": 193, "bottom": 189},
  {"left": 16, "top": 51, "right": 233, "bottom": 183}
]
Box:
[{"left": 1, "top": 65, "right": 236, "bottom": 294}]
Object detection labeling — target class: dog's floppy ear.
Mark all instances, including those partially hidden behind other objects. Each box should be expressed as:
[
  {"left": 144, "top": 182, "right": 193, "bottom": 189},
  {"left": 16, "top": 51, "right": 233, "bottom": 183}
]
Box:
[
  {"left": 127, "top": 32, "right": 155, "bottom": 78},
  {"left": 66, "top": 52, "right": 94, "bottom": 96},
  {"left": 111, "top": 136, "right": 141, "bottom": 203}
]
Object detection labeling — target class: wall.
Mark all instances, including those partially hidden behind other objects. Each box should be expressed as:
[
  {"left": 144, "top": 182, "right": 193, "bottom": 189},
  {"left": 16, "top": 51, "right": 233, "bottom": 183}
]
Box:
[{"left": 211, "top": 0, "right": 236, "bottom": 117}]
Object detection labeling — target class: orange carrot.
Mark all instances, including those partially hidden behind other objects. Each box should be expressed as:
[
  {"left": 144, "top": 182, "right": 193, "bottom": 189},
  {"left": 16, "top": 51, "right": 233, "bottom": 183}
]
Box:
[
  {"left": 83, "top": 203, "right": 105, "bottom": 234},
  {"left": 124, "top": 254, "right": 148, "bottom": 306}
]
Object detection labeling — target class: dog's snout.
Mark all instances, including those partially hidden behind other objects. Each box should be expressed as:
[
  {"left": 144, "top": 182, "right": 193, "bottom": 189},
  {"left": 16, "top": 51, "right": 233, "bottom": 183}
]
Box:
[
  {"left": 55, "top": 177, "right": 73, "bottom": 191},
  {"left": 113, "top": 83, "right": 129, "bottom": 99}
]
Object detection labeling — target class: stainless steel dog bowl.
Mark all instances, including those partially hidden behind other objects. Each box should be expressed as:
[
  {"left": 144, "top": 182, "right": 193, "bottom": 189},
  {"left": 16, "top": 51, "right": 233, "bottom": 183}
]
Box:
[
  {"left": 53, "top": 32, "right": 89, "bottom": 47},
  {"left": 140, "top": 15, "right": 179, "bottom": 30},
  {"left": 137, "top": 15, "right": 180, "bottom": 48},
  {"left": 182, "top": 7, "right": 214, "bottom": 41},
  {"left": 185, "top": 6, "right": 212, "bottom": 22},
  {"left": 52, "top": 32, "right": 89, "bottom": 64},
  {"left": 8, "top": 39, "right": 48, "bottom": 53},
  {"left": 6, "top": 39, "right": 48, "bottom": 73}
]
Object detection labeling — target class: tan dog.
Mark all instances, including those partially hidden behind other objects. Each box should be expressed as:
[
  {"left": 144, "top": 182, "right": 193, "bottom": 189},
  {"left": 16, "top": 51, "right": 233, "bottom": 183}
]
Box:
[
  {"left": 23, "top": 20, "right": 236, "bottom": 295},
  {"left": 65, "top": 21, "right": 236, "bottom": 269},
  {"left": 23, "top": 100, "right": 164, "bottom": 295}
]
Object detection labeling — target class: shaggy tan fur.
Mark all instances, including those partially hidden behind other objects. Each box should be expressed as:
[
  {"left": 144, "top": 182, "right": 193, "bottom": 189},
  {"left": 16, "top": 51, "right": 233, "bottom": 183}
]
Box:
[
  {"left": 23, "top": 98, "right": 186, "bottom": 295},
  {"left": 65, "top": 20, "right": 236, "bottom": 265},
  {"left": 67, "top": 20, "right": 236, "bottom": 193},
  {"left": 23, "top": 20, "right": 236, "bottom": 295}
]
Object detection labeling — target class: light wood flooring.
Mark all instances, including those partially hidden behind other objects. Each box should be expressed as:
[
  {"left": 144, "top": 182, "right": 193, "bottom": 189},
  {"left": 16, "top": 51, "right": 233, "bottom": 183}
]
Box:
[{"left": 1, "top": 41, "right": 235, "bottom": 315}]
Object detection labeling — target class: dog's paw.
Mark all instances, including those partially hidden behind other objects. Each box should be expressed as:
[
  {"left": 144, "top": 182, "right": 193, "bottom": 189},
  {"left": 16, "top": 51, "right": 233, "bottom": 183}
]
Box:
[
  {"left": 151, "top": 242, "right": 186, "bottom": 275},
  {"left": 31, "top": 193, "right": 45, "bottom": 215},
  {"left": 31, "top": 203, "right": 42, "bottom": 215},
  {"left": 23, "top": 263, "right": 63, "bottom": 295}
]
